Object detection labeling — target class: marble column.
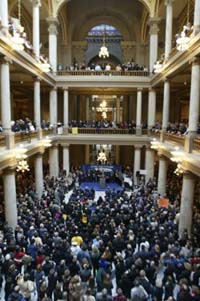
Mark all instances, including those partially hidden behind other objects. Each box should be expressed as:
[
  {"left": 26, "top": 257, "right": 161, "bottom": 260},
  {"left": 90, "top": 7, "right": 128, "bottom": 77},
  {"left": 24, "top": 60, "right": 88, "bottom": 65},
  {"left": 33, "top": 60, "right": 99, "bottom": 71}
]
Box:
[
  {"left": 50, "top": 88, "right": 57, "bottom": 131},
  {"left": 49, "top": 145, "right": 59, "bottom": 178},
  {"left": 32, "top": 0, "right": 41, "bottom": 59},
  {"left": 0, "top": 0, "right": 9, "bottom": 32},
  {"left": 116, "top": 98, "right": 121, "bottom": 123},
  {"left": 3, "top": 168, "right": 17, "bottom": 228},
  {"left": 0, "top": 57, "right": 14, "bottom": 149},
  {"left": 47, "top": 17, "right": 58, "bottom": 72},
  {"left": 63, "top": 89, "right": 69, "bottom": 134},
  {"left": 161, "top": 79, "right": 170, "bottom": 141},
  {"left": 63, "top": 144, "right": 70, "bottom": 175},
  {"left": 148, "top": 88, "right": 156, "bottom": 133},
  {"left": 34, "top": 153, "right": 43, "bottom": 198},
  {"left": 149, "top": 17, "right": 160, "bottom": 73},
  {"left": 145, "top": 148, "right": 155, "bottom": 183},
  {"left": 134, "top": 146, "right": 141, "bottom": 184},
  {"left": 157, "top": 155, "right": 168, "bottom": 196},
  {"left": 136, "top": 89, "right": 142, "bottom": 135},
  {"left": 185, "top": 57, "right": 200, "bottom": 152},
  {"left": 194, "top": 0, "right": 200, "bottom": 34},
  {"left": 164, "top": 0, "right": 174, "bottom": 60},
  {"left": 179, "top": 172, "right": 195, "bottom": 238},
  {"left": 34, "top": 78, "right": 42, "bottom": 138}
]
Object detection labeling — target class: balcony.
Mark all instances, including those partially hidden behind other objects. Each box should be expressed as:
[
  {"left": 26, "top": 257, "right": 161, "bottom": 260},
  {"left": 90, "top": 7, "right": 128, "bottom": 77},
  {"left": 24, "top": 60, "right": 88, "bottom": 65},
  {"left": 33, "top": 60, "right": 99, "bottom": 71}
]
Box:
[{"left": 56, "top": 70, "right": 151, "bottom": 88}]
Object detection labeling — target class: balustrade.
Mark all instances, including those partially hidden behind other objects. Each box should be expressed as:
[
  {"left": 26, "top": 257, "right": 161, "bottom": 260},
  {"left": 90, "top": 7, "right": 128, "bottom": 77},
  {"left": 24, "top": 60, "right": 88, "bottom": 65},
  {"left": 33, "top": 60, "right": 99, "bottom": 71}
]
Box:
[{"left": 57, "top": 70, "right": 149, "bottom": 76}]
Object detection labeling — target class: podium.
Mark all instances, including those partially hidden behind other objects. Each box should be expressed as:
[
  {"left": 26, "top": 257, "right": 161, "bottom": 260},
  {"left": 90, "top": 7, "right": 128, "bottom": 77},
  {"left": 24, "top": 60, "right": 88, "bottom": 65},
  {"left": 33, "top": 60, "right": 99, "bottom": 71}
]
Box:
[{"left": 99, "top": 176, "right": 106, "bottom": 189}]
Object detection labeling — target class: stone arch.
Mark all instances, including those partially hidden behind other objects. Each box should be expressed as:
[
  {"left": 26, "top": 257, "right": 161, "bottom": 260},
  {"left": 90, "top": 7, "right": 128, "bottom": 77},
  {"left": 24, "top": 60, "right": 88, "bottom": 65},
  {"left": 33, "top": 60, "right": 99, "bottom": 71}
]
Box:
[
  {"left": 55, "top": 0, "right": 153, "bottom": 18},
  {"left": 72, "top": 9, "right": 137, "bottom": 42}
]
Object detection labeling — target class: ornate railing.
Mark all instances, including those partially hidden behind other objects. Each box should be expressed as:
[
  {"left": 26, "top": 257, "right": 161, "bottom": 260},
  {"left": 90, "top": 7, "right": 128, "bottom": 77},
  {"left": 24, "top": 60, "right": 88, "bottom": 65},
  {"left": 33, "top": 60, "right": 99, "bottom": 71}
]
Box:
[
  {"left": 0, "top": 134, "right": 6, "bottom": 147},
  {"left": 68, "top": 127, "right": 144, "bottom": 135},
  {"left": 193, "top": 138, "right": 200, "bottom": 151},
  {"left": 164, "top": 133, "right": 185, "bottom": 145},
  {"left": 42, "top": 128, "right": 54, "bottom": 136},
  {"left": 57, "top": 70, "right": 150, "bottom": 76},
  {"left": 14, "top": 131, "right": 38, "bottom": 144}
]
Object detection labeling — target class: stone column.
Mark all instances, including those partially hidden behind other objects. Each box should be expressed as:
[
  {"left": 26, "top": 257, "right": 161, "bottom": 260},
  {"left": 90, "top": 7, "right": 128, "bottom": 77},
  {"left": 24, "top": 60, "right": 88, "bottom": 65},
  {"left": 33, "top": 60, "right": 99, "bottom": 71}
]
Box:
[
  {"left": 63, "top": 89, "right": 69, "bottom": 134},
  {"left": 32, "top": 0, "right": 41, "bottom": 59},
  {"left": 147, "top": 88, "right": 156, "bottom": 134},
  {"left": 50, "top": 88, "right": 57, "bottom": 132},
  {"left": 136, "top": 89, "right": 142, "bottom": 135},
  {"left": 185, "top": 57, "right": 200, "bottom": 152},
  {"left": 34, "top": 78, "right": 42, "bottom": 138},
  {"left": 194, "top": 0, "right": 200, "bottom": 34},
  {"left": 0, "top": 57, "right": 14, "bottom": 149},
  {"left": 179, "top": 172, "right": 195, "bottom": 238},
  {"left": 164, "top": 0, "right": 174, "bottom": 60},
  {"left": 47, "top": 17, "right": 59, "bottom": 73},
  {"left": 161, "top": 79, "right": 170, "bottom": 141},
  {"left": 63, "top": 144, "right": 70, "bottom": 175},
  {"left": 3, "top": 168, "right": 17, "bottom": 228},
  {"left": 0, "top": 0, "right": 9, "bottom": 33},
  {"left": 85, "top": 145, "right": 90, "bottom": 164},
  {"left": 149, "top": 17, "right": 160, "bottom": 73},
  {"left": 34, "top": 153, "right": 43, "bottom": 198},
  {"left": 49, "top": 145, "right": 59, "bottom": 178},
  {"left": 145, "top": 148, "right": 155, "bottom": 183},
  {"left": 116, "top": 98, "right": 121, "bottom": 123},
  {"left": 157, "top": 155, "right": 168, "bottom": 196},
  {"left": 134, "top": 146, "right": 141, "bottom": 184}
]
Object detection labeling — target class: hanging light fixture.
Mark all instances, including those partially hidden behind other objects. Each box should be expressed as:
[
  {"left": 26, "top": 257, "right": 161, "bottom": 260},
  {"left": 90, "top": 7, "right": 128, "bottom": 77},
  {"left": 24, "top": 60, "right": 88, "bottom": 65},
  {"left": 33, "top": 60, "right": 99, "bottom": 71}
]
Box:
[
  {"left": 11, "top": 0, "right": 25, "bottom": 51},
  {"left": 153, "top": 60, "right": 163, "bottom": 74},
  {"left": 15, "top": 144, "right": 30, "bottom": 173},
  {"left": 176, "top": 0, "right": 191, "bottom": 51},
  {"left": 99, "top": 25, "right": 109, "bottom": 58},
  {"left": 97, "top": 149, "right": 107, "bottom": 164}
]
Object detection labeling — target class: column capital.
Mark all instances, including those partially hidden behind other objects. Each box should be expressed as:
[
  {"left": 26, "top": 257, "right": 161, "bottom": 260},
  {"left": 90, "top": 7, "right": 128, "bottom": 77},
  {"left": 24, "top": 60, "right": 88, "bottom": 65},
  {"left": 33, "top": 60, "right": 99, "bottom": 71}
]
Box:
[
  {"left": 189, "top": 56, "right": 200, "bottom": 66},
  {"left": 0, "top": 55, "right": 12, "bottom": 65},
  {"left": 158, "top": 154, "right": 167, "bottom": 161},
  {"left": 165, "top": 0, "right": 174, "bottom": 6},
  {"left": 32, "top": 0, "right": 41, "bottom": 7},
  {"left": 51, "top": 86, "right": 57, "bottom": 92},
  {"left": 137, "top": 88, "right": 143, "bottom": 92},
  {"left": 33, "top": 76, "right": 41, "bottom": 82},
  {"left": 61, "top": 143, "right": 70, "bottom": 147},
  {"left": 63, "top": 87, "right": 69, "bottom": 92},
  {"left": 148, "top": 17, "right": 161, "bottom": 35},
  {"left": 134, "top": 145, "right": 143, "bottom": 150},
  {"left": 162, "top": 77, "right": 170, "bottom": 83},
  {"left": 148, "top": 87, "right": 156, "bottom": 92},
  {"left": 182, "top": 170, "right": 196, "bottom": 180},
  {"left": 47, "top": 17, "right": 59, "bottom": 35}
]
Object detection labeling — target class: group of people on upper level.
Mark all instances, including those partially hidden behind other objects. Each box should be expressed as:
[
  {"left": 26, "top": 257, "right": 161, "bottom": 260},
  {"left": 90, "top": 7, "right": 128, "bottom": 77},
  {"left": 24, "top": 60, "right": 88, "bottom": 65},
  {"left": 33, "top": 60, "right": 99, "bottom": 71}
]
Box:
[
  {"left": 152, "top": 122, "right": 200, "bottom": 136},
  {"left": 57, "top": 59, "right": 148, "bottom": 73}
]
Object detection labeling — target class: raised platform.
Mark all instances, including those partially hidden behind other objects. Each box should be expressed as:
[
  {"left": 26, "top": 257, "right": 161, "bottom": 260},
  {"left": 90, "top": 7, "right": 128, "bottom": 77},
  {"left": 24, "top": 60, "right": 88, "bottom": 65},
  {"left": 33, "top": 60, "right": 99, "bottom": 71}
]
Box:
[{"left": 80, "top": 181, "right": 123, "bottom": 191}]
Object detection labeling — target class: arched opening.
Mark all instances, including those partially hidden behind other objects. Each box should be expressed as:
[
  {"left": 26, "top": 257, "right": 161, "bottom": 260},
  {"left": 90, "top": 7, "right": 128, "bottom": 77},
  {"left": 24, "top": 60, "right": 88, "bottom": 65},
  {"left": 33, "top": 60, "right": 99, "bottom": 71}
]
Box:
[{"left": 85, "top": 24, "right": 123, "bottom": 66}]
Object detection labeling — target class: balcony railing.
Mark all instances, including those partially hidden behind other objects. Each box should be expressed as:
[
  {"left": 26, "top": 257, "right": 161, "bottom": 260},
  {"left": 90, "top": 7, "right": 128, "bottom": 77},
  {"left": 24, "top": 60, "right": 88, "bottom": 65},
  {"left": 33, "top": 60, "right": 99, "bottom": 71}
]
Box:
[
  {"left": 68, "top": 128, "right": 148, "bottom": 135},
  {"left": 164, "top": 133, "right": 185, "bottom": 146},
  {"left": 57, "top": 70, "right": 150, "bottom": 77},
  {"left": 14, "top": 131, "right": 39, "bottom": 144}
]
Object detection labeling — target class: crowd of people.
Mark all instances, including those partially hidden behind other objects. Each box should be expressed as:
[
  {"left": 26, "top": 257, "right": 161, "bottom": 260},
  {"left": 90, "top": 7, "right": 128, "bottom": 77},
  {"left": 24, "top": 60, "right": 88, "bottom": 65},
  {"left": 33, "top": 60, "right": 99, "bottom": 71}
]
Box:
[
  {"left": 57, "top": 61, "right": 148, "bottom": 73},
  {"left": 0, "top": 167, "right": 199, "bottom": 301},
  {"left": 69, "top": 120, "right": 147, "bottom": 131}
]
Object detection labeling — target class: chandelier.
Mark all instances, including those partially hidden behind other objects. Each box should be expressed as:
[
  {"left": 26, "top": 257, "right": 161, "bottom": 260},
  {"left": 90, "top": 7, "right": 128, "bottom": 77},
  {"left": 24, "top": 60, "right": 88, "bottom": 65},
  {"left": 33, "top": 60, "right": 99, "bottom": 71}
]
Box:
[
  {"left": 153, "top": 61, "right": 163, "bottom": 74},
  {"left": 11, "top": 0, "right": 25, "bottom": 51},
  {"left": 97, "top": 99, "right": 108, "bottom": 119},
  {"left": 170, "top": 147, "right": 185, "bottom": 176},
  {"left": 150, "top": 138, "right": 160, "bottom": 150},
  {"left": 97, "top": 149, "right": 107, "bottom": 164},
  {"left": 42, "top": 136, "right": 52, "bottom": 147},
  {"left": 15, "top": 144, "right": 30, "bottom": 173},
  {"left": 99, "top": 26, "right": 109, "bottom": 58},
  {"left": 176, "top": 0, "right": 191, "bottom": 51}
]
